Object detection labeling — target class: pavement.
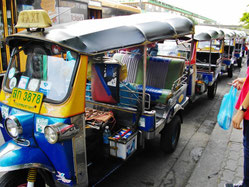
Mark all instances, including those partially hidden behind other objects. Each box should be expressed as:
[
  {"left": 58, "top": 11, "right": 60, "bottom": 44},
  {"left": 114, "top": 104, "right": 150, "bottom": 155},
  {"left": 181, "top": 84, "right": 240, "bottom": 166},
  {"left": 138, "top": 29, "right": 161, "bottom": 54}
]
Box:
[{"left": 186, "top": 63, "right": 247, "bottom": 187}]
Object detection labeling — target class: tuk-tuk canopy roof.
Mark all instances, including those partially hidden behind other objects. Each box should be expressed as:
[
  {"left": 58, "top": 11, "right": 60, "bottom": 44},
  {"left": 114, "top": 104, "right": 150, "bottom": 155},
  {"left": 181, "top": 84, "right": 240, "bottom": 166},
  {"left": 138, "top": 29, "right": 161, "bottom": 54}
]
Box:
[
  {"left": 222, "top": 29, "right": 236, "bottom": 39},
  {"left": 6, "top": 12, "right": 194, "bottom": 55},
  {"left": 194, "top": 26, "right": 224, "bottom": 41},
  {"left": 234, "top": 30, "right": 247, "bottom": 39}
]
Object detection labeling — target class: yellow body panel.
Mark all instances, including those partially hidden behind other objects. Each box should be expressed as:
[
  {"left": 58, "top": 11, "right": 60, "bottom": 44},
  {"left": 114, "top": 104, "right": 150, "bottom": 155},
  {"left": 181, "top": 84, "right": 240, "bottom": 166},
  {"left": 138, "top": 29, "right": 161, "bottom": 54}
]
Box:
[
  {"left": 0, "top": 90, "right": 12, "bottom": 105},
  {"left": 220, "top": 40, "right": 224, "bottom": 54}
]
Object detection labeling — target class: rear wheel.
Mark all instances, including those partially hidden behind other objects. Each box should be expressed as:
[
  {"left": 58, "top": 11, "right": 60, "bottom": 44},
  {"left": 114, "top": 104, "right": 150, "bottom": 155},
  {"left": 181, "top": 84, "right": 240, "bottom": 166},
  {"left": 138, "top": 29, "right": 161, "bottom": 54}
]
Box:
[
  {"left": 160, "top": 115, "right": 181, "bottom": 153},
  {"left": 228, "top": 65, "right": 233, "bottom": 78},
  {"left": 0, "top": 169, "right": 46, "bottom": 187},
  {"left": 207, "top": 80, "right": 218, "bottom": 99},
  {"left": 237, "top": 58, "right": 242, "bottom": 68}
]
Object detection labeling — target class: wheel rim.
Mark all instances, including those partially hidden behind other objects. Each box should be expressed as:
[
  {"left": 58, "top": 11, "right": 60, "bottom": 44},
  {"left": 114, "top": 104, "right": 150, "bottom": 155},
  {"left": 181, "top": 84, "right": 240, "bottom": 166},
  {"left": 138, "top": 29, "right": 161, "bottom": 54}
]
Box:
[{"left": 17, "top": 184, "right": 27, "bottom": 187}]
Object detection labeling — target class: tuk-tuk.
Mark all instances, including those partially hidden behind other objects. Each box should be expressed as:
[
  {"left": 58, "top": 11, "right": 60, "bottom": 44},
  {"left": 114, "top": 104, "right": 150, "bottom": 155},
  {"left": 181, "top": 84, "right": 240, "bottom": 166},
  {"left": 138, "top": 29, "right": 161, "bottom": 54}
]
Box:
[
  {"left": 234, "top": 30, "right": 247, "bottom": 67},
  {"left": 158, "top": 26, "right": 224, "bottom": 100},
  {"left": 0, "top": 10, "right": 194, "bottom": 186},
  {"left": 220, "top": 29, "right": 236, "bottom": 77},
  {"left": 191, "top": 26, "right": 224, "bottom": 99}
]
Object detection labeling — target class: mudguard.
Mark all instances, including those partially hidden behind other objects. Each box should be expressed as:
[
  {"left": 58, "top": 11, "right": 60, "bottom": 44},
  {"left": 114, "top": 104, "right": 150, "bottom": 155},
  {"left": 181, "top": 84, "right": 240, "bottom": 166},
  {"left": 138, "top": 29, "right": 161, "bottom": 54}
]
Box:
[{"left": 0, "top": 140, "right": 55, "bottom": 173}]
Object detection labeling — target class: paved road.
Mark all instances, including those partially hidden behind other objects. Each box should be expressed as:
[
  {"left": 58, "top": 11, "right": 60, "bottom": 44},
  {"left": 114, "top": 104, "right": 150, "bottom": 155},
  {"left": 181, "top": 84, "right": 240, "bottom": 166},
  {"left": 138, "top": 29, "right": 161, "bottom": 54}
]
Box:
[{"left": 0, "top": 63, "right": 242, "bottom": 186}]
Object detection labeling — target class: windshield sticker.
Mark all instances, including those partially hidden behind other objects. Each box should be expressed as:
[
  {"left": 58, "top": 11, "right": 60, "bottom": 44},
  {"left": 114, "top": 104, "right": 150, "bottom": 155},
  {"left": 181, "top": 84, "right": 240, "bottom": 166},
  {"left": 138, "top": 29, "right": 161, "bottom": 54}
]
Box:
[
  {"left": 8, "top": 67, "right": 16, "bottom": 79},
  {"left": 18, "top": 76, "right": 29, "bottom": 89},
  {"left": 28, "top": 79, "right": 40, "bottom": 91},
  {"left": 1, "top": 105, "right": 9, "bottom": 119},
  {"left": 36, "top": 117, "right": 48, "bottom": 133},
  {"left": 39, "top": 81, "right": 52, "bottom": 96},
  {"left": 9, "top": 77, "right": 17, "bottom": 89}
]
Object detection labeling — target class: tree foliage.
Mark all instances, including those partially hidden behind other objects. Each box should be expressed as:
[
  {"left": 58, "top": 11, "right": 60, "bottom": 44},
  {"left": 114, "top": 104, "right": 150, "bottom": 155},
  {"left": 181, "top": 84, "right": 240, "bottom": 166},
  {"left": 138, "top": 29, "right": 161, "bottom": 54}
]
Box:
[{"left": 240, "top": 9, "right": 249, "bottom": 29}]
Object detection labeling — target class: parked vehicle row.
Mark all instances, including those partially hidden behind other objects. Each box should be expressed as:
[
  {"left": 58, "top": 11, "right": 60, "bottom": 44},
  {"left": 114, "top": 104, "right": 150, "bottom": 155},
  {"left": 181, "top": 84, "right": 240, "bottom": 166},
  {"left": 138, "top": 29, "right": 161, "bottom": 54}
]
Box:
[{"left": 0, "top": 10, "right": 247, "bottom": 186}]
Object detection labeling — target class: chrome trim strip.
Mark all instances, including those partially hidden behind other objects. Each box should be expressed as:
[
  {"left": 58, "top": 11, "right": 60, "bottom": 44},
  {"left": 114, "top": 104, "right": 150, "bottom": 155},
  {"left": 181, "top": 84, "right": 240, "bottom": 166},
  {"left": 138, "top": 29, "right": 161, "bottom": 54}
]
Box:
[
  {"left": 72, "top": 114, "right": 88, "bottom": 186},
  {"left": 144, "top": 120, "right": 166, "bottom": 140},
  {"left": 0, "top": 163, "right": 55, "bottom": 173}
]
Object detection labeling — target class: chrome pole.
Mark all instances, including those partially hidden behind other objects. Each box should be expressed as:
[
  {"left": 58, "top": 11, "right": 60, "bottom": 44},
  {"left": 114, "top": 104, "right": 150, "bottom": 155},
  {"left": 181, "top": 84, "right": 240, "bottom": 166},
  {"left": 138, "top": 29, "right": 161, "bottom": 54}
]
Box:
[
  {"left": 209, "top": 40, "right": 212, "bottom": 72},
  {"left": 142, "top": 45, "right": 147, "bottom": 113}
]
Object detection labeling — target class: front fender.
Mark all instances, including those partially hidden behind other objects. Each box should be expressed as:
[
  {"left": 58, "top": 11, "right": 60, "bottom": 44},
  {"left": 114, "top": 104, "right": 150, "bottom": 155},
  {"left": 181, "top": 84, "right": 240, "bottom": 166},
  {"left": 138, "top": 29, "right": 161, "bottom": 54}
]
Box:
[{"left": 0, "top": 140, "right": 55, "bottom": 173}]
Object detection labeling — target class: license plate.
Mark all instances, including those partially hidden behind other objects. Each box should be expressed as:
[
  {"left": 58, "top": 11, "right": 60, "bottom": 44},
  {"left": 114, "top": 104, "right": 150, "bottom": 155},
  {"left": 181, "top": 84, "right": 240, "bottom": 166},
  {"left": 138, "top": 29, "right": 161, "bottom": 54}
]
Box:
[{"left": 9, "top": 88, "right": 43, "bottom": 113}]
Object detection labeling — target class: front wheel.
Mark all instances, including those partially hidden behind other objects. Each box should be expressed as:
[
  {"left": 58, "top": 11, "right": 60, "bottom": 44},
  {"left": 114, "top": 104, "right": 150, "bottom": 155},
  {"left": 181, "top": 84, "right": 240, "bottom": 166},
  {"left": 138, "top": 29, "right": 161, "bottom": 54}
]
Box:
[
  {"left": 160, "top": 115, "right": 181, "bottom": 153},
  {"left": 0, "top": 169, "right": 46, "bottom": 187},
  {"left": 207, "top": 80, "right": 218, "bottom": 99}
]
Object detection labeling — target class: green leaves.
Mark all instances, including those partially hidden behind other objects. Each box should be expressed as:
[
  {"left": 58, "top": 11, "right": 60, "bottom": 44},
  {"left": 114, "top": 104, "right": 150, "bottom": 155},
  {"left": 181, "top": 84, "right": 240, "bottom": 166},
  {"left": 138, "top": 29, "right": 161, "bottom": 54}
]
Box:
[{"left": 240, "top": 11, "right": 249, "bottom": 29}]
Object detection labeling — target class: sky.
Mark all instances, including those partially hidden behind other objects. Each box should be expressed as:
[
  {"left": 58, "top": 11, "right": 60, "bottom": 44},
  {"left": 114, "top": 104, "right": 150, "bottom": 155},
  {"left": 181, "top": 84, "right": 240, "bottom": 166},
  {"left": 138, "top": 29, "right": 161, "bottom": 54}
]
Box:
[{"left": 163, "top": 0, "right": 249, "bottom": 25}]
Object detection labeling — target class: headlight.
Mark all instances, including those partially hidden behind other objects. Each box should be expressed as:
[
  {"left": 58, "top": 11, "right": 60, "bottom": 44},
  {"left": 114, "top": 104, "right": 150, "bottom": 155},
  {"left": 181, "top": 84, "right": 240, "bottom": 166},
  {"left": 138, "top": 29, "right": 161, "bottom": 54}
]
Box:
[
  {"left": 5, "top": 116, "right": 23, "bottom": 139},
  {"left": 44, "top": 123, "right": 79, "bottom": 144},
  {"left": 44, "top": 126, "right": 58, "bottom": 144}
]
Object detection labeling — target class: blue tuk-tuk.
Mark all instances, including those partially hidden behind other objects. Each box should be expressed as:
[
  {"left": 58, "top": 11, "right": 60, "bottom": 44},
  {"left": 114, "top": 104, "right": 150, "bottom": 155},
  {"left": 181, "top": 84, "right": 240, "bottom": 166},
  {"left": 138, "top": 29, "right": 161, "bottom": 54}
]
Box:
[
  {"left": 234, "top": 30, "right": 247, "bottom": 67},
  {"left": 220, "top": 29, "right": 236, "bottom": 77},
  {"left": 0, "top": 10, "right": 194, "bottom": 186},
  {"left": 192, "top": 26, "right": 225, "bottom": 99}
]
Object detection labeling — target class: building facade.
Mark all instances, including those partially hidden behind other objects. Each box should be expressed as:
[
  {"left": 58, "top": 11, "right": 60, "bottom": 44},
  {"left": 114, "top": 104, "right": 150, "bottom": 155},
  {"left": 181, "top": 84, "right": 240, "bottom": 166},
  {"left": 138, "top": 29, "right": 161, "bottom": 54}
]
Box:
[{"left": 0, "top": 0, "right": 140, "bottom": 79}]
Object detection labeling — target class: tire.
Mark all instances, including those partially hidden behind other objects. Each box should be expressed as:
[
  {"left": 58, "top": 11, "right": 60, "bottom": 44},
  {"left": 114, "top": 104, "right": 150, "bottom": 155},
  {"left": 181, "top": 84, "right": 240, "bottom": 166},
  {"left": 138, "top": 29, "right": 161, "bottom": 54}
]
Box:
[
  {"left": 228, "top": 66, "right": 233, "bottom": 78},
  {"left": 160, "top": 115, "right": 181, "bottom": 153},
  {"left": 237, "top": 58, "right": 242, "bottom": 68},
  {"left": 0, "top": 169, "right": 46, "bottom": 187},
  {"left": 207, "top": 80, "right": 218, "bottom": 99}
]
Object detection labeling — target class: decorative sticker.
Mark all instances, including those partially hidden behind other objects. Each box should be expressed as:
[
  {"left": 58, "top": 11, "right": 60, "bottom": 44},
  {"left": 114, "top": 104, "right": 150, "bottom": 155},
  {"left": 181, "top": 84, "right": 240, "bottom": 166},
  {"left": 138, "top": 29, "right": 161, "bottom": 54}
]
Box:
[
  {"left": 107, "top": 77, "right": 117, "bottom": 87},
  {"left": 139, "top": 117, "right": 145, "bottom": 128},
  {"left": 178, "top": 94, "right": 184, "bottom": 104},
  {"left": 39, "top": 81, "right": 52, "bottom": 96},
  {"left": 18, "top": 76, "right": 29, "bottom": 89},
  {"left": 36, "top": 117, "right": 48, "bottom": 133},
  {"left": 28, "top": 79, "right": 40, "bottom": 91},
  {"left": 56, "top": 171, "right": 72, "bottom": 184},
  {"left": 1, "top": 105, "right": 9, "bottom": 119},
  {"left": 8, "top": 67, "right": 16, "bottom": 79},
  {"left": 9, "top": 77, "right": 17, "bottom": 89}
]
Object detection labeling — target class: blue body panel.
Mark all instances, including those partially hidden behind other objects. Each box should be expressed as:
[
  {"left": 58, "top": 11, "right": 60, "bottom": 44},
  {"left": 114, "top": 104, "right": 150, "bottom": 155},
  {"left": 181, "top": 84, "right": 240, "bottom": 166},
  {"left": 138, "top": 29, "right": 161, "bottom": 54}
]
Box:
[
  {"left": 187, "top": 72, "right": 193, "bottom": 96},
  {"left": 134, "top": 114, "right": 155, "bottom": 131},
  {"left": 234, "top": 53, "right": 240, "bottom": 58},
  {"left": 0, "top": 140, "right": 54, "bottom": 171},
  {"left": 34, "top": 115, "right": 75, "bottom": 185},
  {"left": 0, "top": 103, "right": 76, "bottom": 186},
  {"left": 197, "top": 72, "right": 213, "bottom": 83},
  {"left": 222, "top": 59, "right": 231, "bottom": 66}
]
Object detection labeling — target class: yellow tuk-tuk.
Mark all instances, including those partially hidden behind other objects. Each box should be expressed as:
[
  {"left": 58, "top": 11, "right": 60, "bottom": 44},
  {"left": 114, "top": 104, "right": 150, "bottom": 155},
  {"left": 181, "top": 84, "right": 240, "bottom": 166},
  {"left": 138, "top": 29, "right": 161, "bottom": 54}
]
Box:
[{"left": 0, "top": 10, "right": 194, "bottom": 186}]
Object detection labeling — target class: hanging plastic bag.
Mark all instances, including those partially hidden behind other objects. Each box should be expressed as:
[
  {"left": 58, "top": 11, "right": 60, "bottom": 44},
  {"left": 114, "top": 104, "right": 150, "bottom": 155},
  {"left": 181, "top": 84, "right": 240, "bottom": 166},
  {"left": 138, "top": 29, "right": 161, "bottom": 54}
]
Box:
[{"left": 217, "top": 86, "right": 237, "bottom": 130}]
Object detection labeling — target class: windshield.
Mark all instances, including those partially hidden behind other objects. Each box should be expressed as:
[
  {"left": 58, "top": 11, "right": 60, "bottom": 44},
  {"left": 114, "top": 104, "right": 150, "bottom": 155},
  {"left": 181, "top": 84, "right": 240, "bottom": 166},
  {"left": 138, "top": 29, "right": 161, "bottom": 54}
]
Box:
[
  {"left": 158, "top": 40, "right": 189, "bottom": 58},
  {"left": 197, "top": 41, "right": 220, "bottom": 51},
  {"left": 4, "top": 45, "right": 77, "bottom": 103},
  {"left": 224, "top": 39, "right": 233, "bottom": 46}
]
